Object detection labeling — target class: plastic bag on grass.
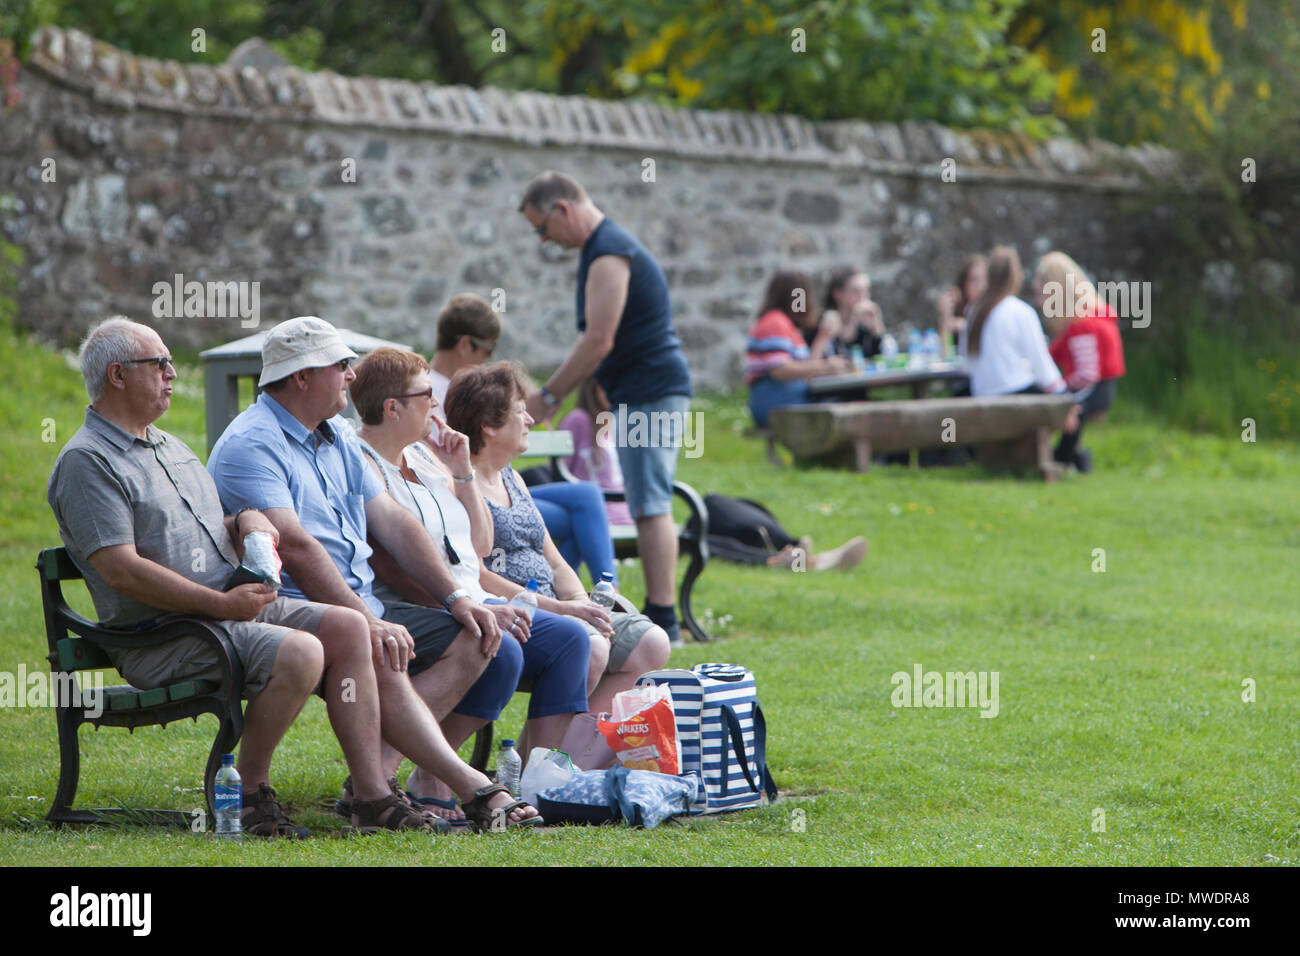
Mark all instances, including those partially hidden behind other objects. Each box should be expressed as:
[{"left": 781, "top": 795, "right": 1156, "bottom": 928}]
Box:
[{"left": 520, "top": 747, "right": 574, "bottom": 807}]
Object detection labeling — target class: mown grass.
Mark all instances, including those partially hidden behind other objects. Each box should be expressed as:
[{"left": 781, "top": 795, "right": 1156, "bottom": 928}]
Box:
[{"left": 1, "top": 319, "right": 1297, "bottom": 866}]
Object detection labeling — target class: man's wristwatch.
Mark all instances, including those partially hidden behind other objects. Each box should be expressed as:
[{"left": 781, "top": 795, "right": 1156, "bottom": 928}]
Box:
[
  {"left": 442, "top": 589, "right": 471, "bottom": 611},
  {"left": 539, "top": 386, "right": 560, "bottom": 408}
]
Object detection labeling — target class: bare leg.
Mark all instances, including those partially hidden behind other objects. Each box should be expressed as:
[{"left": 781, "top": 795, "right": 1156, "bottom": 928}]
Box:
[
  {"left": 373, "top": 664, "right": 535, "bottom": 822},
  {"left": 636, "top": 513, "right": 678, "bottom": 607},
  {"left": 379, "top": 628, "right": 489, "bottom": 778},
  {"left": 585, "top": 631, "right": 610, "bottom": 697},
  {"left": 589, "top": 625, "right": 671, "bottom": 714},
  {"left": 315, "top": 607, "right": 390, "bottom": 802},
  {"left": 236, "top": 630, "right": 322, "bottom": 789}
]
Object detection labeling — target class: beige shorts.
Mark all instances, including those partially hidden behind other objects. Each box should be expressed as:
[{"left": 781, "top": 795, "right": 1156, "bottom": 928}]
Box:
[
  {"left": 111, "top": 597, "right": 329, "bottom": 701},
  {"left": 577, "top": 611, "right": 656, "bottom": 674}
]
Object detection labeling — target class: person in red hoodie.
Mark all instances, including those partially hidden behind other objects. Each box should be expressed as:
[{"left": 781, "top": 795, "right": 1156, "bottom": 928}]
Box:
[{"left": 1032, "top": 252, "right": 1126, "bottom": 473}]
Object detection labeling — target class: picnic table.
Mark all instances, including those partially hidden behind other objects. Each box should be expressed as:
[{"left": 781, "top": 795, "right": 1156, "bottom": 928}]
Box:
[{"left": 807, "top": 361, "right": 969, "bottom": 400}]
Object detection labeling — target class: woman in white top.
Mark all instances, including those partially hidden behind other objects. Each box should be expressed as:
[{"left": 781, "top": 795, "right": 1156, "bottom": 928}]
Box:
[
  {"left": 962, "top": 245, "right": 1067, "bottom": 397},
  {"left": 351, "top": 348, "right": 592, "bottom": 822}
]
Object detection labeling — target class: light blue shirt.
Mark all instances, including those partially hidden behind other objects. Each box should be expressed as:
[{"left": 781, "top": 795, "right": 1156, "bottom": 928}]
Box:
[{"left": 208, "top": 392, "right": 385, "bottom": 616}]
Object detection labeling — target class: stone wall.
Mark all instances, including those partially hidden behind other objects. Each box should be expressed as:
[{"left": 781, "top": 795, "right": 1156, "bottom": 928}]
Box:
[{"left": 0, "top": 27, "right": 1183, "bottom": 386}]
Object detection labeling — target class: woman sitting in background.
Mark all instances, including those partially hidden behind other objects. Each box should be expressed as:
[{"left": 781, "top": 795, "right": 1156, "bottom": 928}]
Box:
[
  {"left": 1031, "top": 251, "right": 1126, "bottom": 473},
  {"left": 962, "top": 246, "right": 1068, "bottom": 397},
  {"left": 816, "top": 268, "right": 886, "bottom": 360},
  {"left": 936, "top": 254, "right": 987, "bottom": 358},
  {"left": 745, "top": 270, "right": 851, "bottom": 428},
  {"left": 445, "top": 363, "right": 672, "bottom": 713}
]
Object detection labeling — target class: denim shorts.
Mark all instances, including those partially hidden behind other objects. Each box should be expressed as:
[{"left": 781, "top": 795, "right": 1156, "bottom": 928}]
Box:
[{"left": 612, "top": 394, "right": 691, "bottom": 519}]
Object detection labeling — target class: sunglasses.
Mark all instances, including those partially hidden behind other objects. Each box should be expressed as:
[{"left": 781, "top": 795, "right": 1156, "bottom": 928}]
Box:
[
  {"left": 469, "top": 337, "right": 496, "bottom": 357},
  {"left": 122, "top": 355, "right": 175, "bottom": 372},
  {"left": 394, "top": 387, "right": 435, "bottom": 401}
]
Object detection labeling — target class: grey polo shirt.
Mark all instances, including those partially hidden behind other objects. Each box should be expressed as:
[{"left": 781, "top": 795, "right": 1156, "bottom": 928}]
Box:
[{"left": 47, "top": 406, "right": 239, "bottom": 628}]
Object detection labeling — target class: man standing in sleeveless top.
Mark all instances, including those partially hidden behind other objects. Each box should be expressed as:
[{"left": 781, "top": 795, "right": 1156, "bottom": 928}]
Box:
[{"left": 519, "top": 171, "right": 694, "bottom": 645}]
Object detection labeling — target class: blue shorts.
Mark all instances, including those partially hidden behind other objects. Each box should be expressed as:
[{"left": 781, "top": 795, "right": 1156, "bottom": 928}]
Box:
[
  {"left": 452, "top": 602, "right": 590, "bottom": 720},
  {"left": 613, "top": 394, "right": 690, "bottom": 519}
]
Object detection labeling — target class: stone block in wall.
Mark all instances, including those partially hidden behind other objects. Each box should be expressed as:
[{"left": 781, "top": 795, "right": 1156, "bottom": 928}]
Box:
[
  {"left": 60, "top": 174, "right": 128, "bottom": 242},
  {"left": 362, "top": 196, "right": 416, "bottom": 236},
  {"left": 782, "top": 189, "right": 841, "bottom": 225}
]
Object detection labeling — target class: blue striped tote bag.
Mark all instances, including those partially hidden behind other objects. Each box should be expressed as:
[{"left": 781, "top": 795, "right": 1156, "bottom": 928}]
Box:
[{"left": 637, "top": 663, "right": 778, "bottom": 814}]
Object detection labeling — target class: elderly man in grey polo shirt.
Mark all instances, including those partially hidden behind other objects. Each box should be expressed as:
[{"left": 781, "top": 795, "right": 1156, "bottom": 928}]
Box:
[{"left": 46, "top": 317, "right": 450, "bottom": 835}]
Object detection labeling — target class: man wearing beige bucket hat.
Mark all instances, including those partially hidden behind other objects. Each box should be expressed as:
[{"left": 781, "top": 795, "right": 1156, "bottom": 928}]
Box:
[{"left": 209, "top": 316, "right": 542, "bottom": 830}]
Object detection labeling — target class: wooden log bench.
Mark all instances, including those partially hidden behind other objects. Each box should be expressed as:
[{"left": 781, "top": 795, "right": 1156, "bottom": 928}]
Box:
[{"left": 768, "top": 395, "right": 1076, "bottom": 480}]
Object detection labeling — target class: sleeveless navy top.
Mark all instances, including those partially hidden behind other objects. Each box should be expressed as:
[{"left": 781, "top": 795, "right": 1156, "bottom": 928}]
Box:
[{"left": 576, "top": 217, "right": 693, "bottom": 405}]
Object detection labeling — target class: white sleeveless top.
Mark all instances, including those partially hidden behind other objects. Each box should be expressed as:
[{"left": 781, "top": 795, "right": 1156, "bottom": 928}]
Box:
[{"left": 359, "top": 438, "right": 489, "bottom": 604}]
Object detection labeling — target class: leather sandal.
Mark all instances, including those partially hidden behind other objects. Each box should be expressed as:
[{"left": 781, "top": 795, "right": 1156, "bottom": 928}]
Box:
[
  {"left": 335, "top": 774, "right": 447, "bottom": 829},
  {"left": 347, "top": 791, "right": 449, "bottom": 834},
  {"left": 462, "top": 784, "right": 544, "bottom": 833},
  {"left": 242, "top": 784, "right": 310, "bottom": 839}
]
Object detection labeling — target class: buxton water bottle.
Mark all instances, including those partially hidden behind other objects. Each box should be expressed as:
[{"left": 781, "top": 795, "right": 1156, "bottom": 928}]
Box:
[{"left": 214, "top": 754, "right": 242, "bottom": 840}]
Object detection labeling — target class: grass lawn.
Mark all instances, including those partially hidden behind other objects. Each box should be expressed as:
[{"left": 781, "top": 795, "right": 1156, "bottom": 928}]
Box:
[{"left": 1, "top": 320, "right": 1297, "bottom": 866}]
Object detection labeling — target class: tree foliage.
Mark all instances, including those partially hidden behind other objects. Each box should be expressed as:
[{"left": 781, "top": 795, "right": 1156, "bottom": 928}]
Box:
[{"left": 1, "top": 0, "right": 1294, "bottom": 149}]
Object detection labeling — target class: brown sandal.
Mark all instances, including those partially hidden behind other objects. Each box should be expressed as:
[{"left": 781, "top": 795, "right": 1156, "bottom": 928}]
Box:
[
  {"left": 462, "top": 784, "right": 543, "bottom": 833},
  {"left": 241, "top": 784, "right": 310, "bottom": 839},
  {"left": 348, "top": 791, "right": 449, "bottom": 834},
  {"left": 335, "top": 775, "right": 448, "bottom": 830}
]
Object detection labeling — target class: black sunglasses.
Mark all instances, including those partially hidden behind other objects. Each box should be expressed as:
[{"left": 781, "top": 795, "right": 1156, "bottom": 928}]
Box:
[{"left": 122, "top": 355, "right": 175, "bottom": 372}]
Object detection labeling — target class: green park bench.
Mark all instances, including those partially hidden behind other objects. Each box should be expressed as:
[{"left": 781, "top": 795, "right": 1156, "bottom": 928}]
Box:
[{"left": 37, "top": 547, "right": 244, "bottom": 828}]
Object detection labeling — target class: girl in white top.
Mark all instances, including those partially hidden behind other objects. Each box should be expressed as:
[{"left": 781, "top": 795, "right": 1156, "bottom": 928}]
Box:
[{"left": 961, "top": 245, "right": 1067, "bottom": 397}]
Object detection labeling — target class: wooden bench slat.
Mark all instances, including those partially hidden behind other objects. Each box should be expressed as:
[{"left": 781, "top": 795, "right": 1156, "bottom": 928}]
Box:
[
  {"left": 107, "top": 688, "right": 141, "bottom": 711},
  {"left": 55, "top": 636, "right": 113, "bottom": 672}
]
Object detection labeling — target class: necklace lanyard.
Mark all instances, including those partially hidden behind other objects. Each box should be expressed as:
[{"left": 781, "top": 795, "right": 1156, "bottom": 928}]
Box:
[{"left": 363, "top": 444, "right": 461, "bottom": 565}]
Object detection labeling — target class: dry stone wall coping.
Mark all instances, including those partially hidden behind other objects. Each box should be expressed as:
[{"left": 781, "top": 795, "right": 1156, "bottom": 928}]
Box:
[{"left": 26, "top": 26, "right": 1184, "bottom": 192}]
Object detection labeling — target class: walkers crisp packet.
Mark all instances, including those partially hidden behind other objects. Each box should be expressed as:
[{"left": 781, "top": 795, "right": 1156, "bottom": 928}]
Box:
[{"left": 598, "top": 686, "right": 679, "bottom": 775}]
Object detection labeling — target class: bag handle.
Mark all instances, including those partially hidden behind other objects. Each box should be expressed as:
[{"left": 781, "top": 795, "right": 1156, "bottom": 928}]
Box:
[
  {"left": 752, "top": 702, "right": 778, "bottom": 801},
  {"left": 718, "top": 704, "right": 760, "bottom": 798}
]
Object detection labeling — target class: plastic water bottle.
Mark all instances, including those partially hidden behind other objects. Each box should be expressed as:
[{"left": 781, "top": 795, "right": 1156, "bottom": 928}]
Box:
[
  {"left": 590, "top": 572, "right": 617, "bottom": 610},
  {"left": 907, "top": 329, "right": 923, "bottom": 368},
  {"left": 495, "top": 739, "right": 522, "bottom": 798},
  {"left": 509, "top": 578, "right": 540, "bottom": 622},
  {"left": 881, "top": 334, "right": 899, "bottom": 360},
  {"left": 849, "top": 344, "right": 867, "bottom": 372},
  {"left": 923, "top": 329, "right": 942, "bottom": 366},
  {"left": 214, "top": 753, "right": 242, "bottom": 839}
]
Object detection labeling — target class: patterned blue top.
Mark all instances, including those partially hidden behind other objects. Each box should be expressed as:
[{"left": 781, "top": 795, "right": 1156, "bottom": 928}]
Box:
[{"left": 483, "top": 468, "right": 558, "bottom": 599}]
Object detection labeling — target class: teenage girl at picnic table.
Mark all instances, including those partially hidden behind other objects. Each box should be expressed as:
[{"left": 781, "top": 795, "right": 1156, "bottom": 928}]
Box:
[
  {"left": 959, "top": 245, "right": 1082, "bottom": 436},
  {"left": 812, "top": 268, "right": 887, "bottom": 361},
  {"left": 1030, "top": 251, "right": 1126, "bottom": 473},
  {"left": 745, "top": 270, "right": 852, "bottom": 428},
  {"left": 935, "top": 253, "right": 988, "bottom": 359}
]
